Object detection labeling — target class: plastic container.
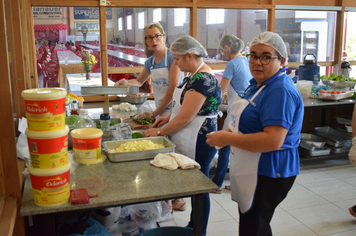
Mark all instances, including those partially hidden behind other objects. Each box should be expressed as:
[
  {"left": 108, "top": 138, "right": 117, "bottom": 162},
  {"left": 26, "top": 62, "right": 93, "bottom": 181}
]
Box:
[
  {"left": 28, "top": 162, "right": 71, "bottom": 207},
  {"left": 71, "top": 128, "right": 103, "bottom": 162},
  {"left": 296, "top": 80, "right": 313, "bottom": 98},
  {"left": 26, "top": 126, "right": 69, "bottom": 169},
  {"left": 21, "top": 88, "right": 66, "bottom": 132},
  {"left": 137, "top": 227, "right": 193, "bottom": 236},
  {"left": 73, "top": 109, "right": 96, "bottom": 128},
  {"left": 100, "top": 113, "right": 112, "bottom": 141}
]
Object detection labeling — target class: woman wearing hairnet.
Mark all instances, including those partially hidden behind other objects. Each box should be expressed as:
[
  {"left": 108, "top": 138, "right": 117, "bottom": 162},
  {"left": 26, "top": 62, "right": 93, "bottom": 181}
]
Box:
[
  {"left": 207, "top": 31, "right": 304, "bottom": 235},
  {"left": 144, "top": 35, "right": 222, "bottom": 236},
  {"left": 212, "top": 35, "right": 252, "bottom": 193}
]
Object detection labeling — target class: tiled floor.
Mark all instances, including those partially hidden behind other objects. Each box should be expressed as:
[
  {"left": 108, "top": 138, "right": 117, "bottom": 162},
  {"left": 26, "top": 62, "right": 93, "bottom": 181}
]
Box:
[{"left": 161, "top": 157, "right": 356, "bottom": 236}]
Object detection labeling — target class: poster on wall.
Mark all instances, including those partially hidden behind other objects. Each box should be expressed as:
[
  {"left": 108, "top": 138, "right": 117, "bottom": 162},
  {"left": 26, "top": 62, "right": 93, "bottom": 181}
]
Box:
[
  {"left": 32, "top": 7, "right": 63, "bottom": 19},
  {"left": 73, "top": 7, "right": 112, "bottom": 20},
  {"left": 75, "top": 22, "right": 100, "bottom": 35}
]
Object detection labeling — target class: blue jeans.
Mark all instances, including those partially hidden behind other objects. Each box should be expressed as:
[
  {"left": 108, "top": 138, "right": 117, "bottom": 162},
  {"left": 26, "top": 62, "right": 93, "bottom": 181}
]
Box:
[
  {"left": 212, "top": 145, "right": 231, "bottom": 188},
  {"left": 187, "top": 130, "right": 217, "bottom": 236}
]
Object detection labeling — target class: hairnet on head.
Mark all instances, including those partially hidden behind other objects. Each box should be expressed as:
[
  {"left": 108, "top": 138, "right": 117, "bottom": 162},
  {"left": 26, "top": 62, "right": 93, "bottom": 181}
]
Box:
[
  {"left": 143, "top": 22, "right": 166, "bottom": 57},
  {"left": 250, "top": 31, "right": 288, "bottom": 65},
  {"left": 219, "top": 35, "right": 244, "bottom": 53},
  {"left": 170, "top": 35, "right": 208, "bottom": 58}
]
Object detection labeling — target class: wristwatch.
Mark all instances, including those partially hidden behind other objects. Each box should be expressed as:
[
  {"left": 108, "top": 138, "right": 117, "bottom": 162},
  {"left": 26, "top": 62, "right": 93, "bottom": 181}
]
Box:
[{"left": 157, "top": 129, "right": 161, "bottom": 136}]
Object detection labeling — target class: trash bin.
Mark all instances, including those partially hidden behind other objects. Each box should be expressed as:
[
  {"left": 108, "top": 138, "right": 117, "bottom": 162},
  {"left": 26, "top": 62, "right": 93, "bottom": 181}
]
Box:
[{"left": 138, "top": 226, "right": 193, "bottom": 236}]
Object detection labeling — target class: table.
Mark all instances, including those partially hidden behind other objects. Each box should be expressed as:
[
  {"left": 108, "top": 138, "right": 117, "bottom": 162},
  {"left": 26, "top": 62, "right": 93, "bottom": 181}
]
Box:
[
  {"left": 57, "top": 51, "right": 84, "bottom": 88},
  {"left": 20, "top": 159, "right": 218, "bottom": 235},
  {"left": 107, "top": 43, "right": 135, "bottom": 50},
  {"left": 65, "top": 73, "right": 115, "bottom": 96},
  {"left": 107, "top": 49, "right": 146, "bottom": 66},
  {"left": 80, "top": 43, "right": 100, "bottom": 52}
]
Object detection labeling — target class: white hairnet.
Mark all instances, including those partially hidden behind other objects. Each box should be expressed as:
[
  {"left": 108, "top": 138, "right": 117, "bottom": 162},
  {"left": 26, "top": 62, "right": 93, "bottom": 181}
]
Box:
[
  {"left": 170, "top": 35, "right": 208, "bottom": 58},
  {"left": 219, "top": 35, "right": 244, "bottom": 53},
  {"left": 250, "top": 31, "right": 288, "bottom": 65}
]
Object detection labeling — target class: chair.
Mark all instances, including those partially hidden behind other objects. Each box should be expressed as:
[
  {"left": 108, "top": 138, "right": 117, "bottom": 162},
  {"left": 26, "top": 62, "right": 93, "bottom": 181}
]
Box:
[{"left": 38, "top": 63, "right": 59, "bottom": 88}]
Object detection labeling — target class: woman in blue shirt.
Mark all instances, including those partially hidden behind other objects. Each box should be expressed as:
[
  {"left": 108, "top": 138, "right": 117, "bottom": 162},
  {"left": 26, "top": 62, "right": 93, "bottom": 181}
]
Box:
[{"left": 207, "top": 31, "right": 304, "bottom": 236}]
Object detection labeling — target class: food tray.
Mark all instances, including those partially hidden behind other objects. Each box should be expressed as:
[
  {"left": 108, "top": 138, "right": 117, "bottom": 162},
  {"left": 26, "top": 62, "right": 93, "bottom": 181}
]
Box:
[
  {"left": 314, "top": 126, "right": 352, "bottom": 147},
  {"left": 300, "top": 133, "right": 325, "bottom": 149},
  {"left": 336, "top": 115, "right": 352, "bottom": 125},
  {"left": 298, "top": 146, "right": 331, "bottom": 156},
  {"left": 334, "top": 126, "right": 353, "bottom": 138},
  {"left": 117, "top": 93, "right": 148, "bottom": 104},
  {"left": 329, "top": 145, "right": 351, "bottom": 154},
  {"left": 81, "top": 86, "right": 139, "bottom": 95},
  {"left": 318, "top": 91, "right": 353, "bottom": 100},
  {"left": 321, "top": 79, "right": 356, "bottom": 88},
  {"left": 103, "top": 136, "right": 176, "bottom": 162}
]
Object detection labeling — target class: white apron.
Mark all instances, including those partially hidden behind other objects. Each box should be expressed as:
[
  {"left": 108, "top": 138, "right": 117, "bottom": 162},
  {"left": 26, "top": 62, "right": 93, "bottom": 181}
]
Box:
[
  {"left": 150, "top": 48, "right": 171, "bottom": 117},
  {"left": 222, "top": 83, "right": 238, "bottom": 130},
  {"left": 229, "top": 85, "right": 266, "bottom": 213},
  {"left": 168, "top": 62, "right": 216, "bottom": 160}
]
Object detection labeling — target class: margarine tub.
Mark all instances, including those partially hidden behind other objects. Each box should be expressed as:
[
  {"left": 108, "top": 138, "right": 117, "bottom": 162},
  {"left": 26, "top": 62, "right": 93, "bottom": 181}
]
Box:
[
  {"left": 26, "top": 126, "right": 69, "bottom": 169},
  {"left": 28, "top": 162, "right": 71, "bottom": 207},
  {"left": 22, "top": 88, "right": 66, "bottom": 132},
  {"left": 71, "top": 128, "right": 103, "bottom": 162}
]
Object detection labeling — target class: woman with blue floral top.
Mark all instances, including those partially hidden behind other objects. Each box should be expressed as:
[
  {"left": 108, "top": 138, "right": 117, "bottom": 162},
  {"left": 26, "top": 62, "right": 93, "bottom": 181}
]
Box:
[{"left": 144, "top": 35, "right": 222, "bottom": 236}]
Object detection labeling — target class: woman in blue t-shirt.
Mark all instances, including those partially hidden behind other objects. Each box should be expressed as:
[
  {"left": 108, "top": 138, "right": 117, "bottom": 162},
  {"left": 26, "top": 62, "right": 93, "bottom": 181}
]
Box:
[
  {"left": 212, "top": 35, "right": 252, "bottom": 193},
  {"left": 143, "top": 35, "right": 222, "bottom": 236},
  {"left": 207, "top": 32, "right": 304, "bottom": 236},
  {"left": 115, "top": 22, "right": 183, "bottom": 118}
]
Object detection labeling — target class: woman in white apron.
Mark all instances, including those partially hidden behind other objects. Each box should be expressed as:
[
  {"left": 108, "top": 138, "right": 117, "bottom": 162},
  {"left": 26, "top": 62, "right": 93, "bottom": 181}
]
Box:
[
  {"left": 212, "top": 35, "right": 252, "bottom": 193},
  {"left": 115, "top": 22, "right": 183, "bottom": 118},
  {"left": 144, "top": 35, "right": 222, "bottom": 236},
  {"left": 207, "top": 32, "right": 304, "bottom": 236}
]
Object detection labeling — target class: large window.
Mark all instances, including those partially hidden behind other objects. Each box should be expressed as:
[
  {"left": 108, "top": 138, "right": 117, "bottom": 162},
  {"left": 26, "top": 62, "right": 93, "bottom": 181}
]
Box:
[
  {"left": 138, "top": 12, "right": 145, "bottom": 29},
  {"left": 197, "top": 9, "right": 266, "bottom": 59},
  {"left": 127, "top": 15, "right": 132, "bottom": 30},
  {"left": 174, "top": 8, "right": 187, "bottom": 26},
  {"left": 344, "top": 12, "right": 356, "bottom": 61},
  {"left": 118, "top": 17, "right": 122, "bottom": 31},
  {"left": 153, "top": 8, "right": 161, "bottom": 23}
]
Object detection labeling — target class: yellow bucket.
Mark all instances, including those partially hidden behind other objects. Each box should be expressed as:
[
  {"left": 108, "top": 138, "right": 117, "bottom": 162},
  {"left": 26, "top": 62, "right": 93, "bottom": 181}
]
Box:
[
  {"left": 26, "top": 126, "right": 69, "bottom": 169},
  {"left": 28, "top": 162, "right": 71, "bottom": 207},
  {"left": 71, "top": 128, "right": 103, "bottom": 162},
  {"left": 22, "top": 88, "right": 67, "bottom": 132}
]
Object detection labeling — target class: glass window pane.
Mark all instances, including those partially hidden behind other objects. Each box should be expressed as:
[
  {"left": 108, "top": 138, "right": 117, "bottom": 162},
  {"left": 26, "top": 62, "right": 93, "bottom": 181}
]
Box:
[
  {"left": 127, "top": 15, "right": 132, "bottom": 30},
  {"left": 275, "top": 10, "right": 336, "bottom": 63},
  {"left": 138, "top": 12, "right": 145, "bottom": 29},
  {"left": 33, "top": 6, "right": 102, "bottom": 94},
  {"left": 206, "top": 9, "right": 224, "bottom": 25},
  {"left": 174, "top": 9, "right": 187, "bottom": 27},
  {"left": 153, "top": 9, "right": 161, "bottom": 23},
  {"left": 118, "top": 17, "right": 122, "bottom": 31},
  {"left": 197, "top": 9, "right": 267, "bottom": 59},
  {"left": 344, "top": 12, "right": 356, "bottom": 61}
]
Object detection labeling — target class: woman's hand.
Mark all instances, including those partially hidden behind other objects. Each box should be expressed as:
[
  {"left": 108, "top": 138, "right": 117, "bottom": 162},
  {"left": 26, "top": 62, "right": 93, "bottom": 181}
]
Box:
[
  {"left": 114, "top": 79, "right": 129, "bottom": 86},
  {"left": 143, "top": 128, "right": 159, "bottom": 137},
  {"left": 136, "top": 112, "right": 153, "bottom": 120},
  {"left": 206, "top": 131, "right": 229, "bottom": 148},
  {"left": 152, "top": 115, "right": 170, "bottom": 128}
]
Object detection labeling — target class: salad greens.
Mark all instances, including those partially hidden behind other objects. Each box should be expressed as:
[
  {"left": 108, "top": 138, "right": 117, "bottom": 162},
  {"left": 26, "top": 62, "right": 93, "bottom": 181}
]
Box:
[
  {"left": 132, "top": 117, "right": 153, "bottom": 125},
  {"left": 96, "top": 120, "right": 121, "bottom": 129},
  {"left": 321, "top": 73, "right": 355, "bottom": 82},
  {"left": 132, "top": 132, "right": 144, "bottom": 139}
]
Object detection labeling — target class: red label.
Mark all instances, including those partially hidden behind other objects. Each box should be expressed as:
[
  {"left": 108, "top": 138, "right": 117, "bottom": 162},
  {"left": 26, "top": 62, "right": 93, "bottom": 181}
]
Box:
[
  {"left": 27, "top": 135, "right": 68, "bottom": 153},
  {"left": 30, "top": 169, "right": 70, "bottom": 191},
  {"left": 72, "top": 136, "right": 102, "bottom": 150},
  {"left": 24, "top": 98, "right": 65, "bottom": 115}
]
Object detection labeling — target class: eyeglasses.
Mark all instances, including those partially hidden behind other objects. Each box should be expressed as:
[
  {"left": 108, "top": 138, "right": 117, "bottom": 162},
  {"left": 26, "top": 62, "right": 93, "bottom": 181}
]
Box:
[
  {"left": 145, "top": 34, "right": 164, "bottom": 41},
  {"left": 246, "top": 54, "right": 279, "bottom": 65}
]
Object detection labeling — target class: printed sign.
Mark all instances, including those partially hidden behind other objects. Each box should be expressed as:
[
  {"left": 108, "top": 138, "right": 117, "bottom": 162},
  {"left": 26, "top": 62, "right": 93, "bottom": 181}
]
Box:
[
  {"left": 74, "top": 7, "right": 112, "bottom": 20},
  {"left": 32, "top": 7, "right": 63, "bottom": 19},
  {"left": 75, "top": 22, "right": 100, "bottom": 35}
]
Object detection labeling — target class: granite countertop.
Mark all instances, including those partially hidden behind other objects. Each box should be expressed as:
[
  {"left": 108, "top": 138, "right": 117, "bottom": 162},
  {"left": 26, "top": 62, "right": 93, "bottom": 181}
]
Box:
[{"left": 20, "top": 159, "right": 218, "bottom": 216}]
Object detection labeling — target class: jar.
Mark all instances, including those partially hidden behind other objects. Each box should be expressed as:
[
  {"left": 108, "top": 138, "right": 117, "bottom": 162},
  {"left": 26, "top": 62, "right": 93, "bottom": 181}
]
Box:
[{"left": 100, "top": 113, "right": 112, "bottom": 141}]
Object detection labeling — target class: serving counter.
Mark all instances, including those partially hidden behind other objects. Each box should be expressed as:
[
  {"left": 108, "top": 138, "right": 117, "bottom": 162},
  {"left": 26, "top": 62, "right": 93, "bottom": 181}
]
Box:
[{"left": 21, "top": 159, "right": 218, "bottom": 235}]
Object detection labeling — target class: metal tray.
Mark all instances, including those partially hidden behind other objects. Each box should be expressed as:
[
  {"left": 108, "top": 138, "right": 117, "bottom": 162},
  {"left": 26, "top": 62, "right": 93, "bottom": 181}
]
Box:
[
  {"left": 103, "top": 136, "right": 176, "bottom": 162},
  {"left": 314, "top": 126, "right": 352, "bottom": 147},
  {"left": 81, "top": 86, "right": 139, "bottom": 95},
  {"left": 117, "top": 93, "right": 148, "bottom": 104},
  {"left": 336, "top": 115, "right": 352, "bottom": 125},
  {"left": 329, "top": 145, "right": 351, "bottom": 154},
  {"left": 300, "top": 133, "right": 325, "bottom": 149},
  {"left": 298, "top": 146, "right": 331, "bottom": 156}
]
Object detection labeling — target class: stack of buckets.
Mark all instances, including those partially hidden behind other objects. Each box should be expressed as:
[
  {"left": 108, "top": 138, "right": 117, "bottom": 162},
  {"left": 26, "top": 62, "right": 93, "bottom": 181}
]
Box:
[{"left": 22, "top": 88, "right": 71, "bottom": 207}]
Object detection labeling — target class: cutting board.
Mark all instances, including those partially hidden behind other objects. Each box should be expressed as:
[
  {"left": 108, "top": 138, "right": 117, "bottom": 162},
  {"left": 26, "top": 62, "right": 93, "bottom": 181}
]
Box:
[{"left": 124, "top": 118, "right": 152, "bottom": 130}]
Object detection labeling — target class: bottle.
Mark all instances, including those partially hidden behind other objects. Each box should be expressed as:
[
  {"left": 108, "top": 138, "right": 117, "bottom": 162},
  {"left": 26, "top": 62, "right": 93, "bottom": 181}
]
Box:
[
  {"left": 73, "top": 109, "right": 96, "bottom": 128},
  {"left": 71, "top": 100, "right": 79, "bottom": 115},
  {"left": 100, "top": 113, "right": 112, "bottom": 141}
]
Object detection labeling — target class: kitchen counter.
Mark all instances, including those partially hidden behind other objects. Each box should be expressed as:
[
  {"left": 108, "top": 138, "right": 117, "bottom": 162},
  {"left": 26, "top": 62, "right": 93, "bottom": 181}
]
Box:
[{"left": 21, "top": 159, "right": 218, "bottom": 235}]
